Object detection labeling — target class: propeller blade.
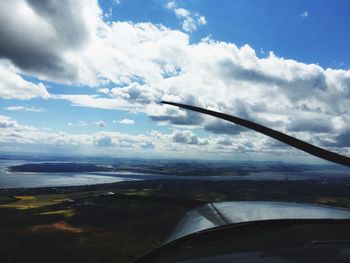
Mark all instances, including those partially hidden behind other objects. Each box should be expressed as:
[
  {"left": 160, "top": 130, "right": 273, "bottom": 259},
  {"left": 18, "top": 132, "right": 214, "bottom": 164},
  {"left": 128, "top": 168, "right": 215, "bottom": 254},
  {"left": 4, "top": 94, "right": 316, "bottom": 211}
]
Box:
[{"left": 161, "top": 101, "right": 350, "bottom": 167}]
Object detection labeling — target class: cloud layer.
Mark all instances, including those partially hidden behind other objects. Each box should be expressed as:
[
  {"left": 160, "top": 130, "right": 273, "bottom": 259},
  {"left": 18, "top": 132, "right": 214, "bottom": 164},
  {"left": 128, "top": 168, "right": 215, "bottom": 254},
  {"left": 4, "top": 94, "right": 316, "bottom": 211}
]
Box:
[
  {"left": 0, "top": 0, "right": 349, "bottom": 159},
  {"left": 2, "top": 114, "right": 303, "bottom": 161}
]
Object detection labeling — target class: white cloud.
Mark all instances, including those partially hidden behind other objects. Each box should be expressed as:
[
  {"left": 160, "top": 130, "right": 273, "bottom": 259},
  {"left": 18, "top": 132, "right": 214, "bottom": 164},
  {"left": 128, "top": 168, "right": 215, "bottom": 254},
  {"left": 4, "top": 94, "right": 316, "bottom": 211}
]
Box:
[
  {"left": 68, "top": 120, "right": 107, "bottom": 128},
  {"left": 181, "top": 17, "right": 197, "bottom": 32},
  {"left": 0, "top": 114, "right": 347, "bottom": 162},
  {"left": 1, "top": 1, "right": 350, "bottom": 159},
  {"left": 0, "top": 115, "right": 220, "bottom": 157},
  {"left": 0, "top": 62, "right": 49, "bottom": 99},
  {"left": 166, "top": 1, "right": 176, "bottom": 10},
  {"left": 197, "top": 16, "right": 207, "bottom": 26},
  {"left": 117, "top": 118, "right": 135, "bottom": 125},
  {"left": 174, "top": 8, "right": 191, "bottom": 18},
  {"left": 300, "top": 11, "right": 309, "bottom": 18},
  {"left": 97, "top": 88, "right": 110, "bottom": 94},
  {"left": 5, "top": 106, "right": 44, "bottom": 112},
  {"left": 0, "top": 0, "right": 102, "bottom": 82},
  {"left": 172, "top": 130, "right": 208, "bottom": 145},
  {"left": 47, "top": 18, "right": 350, "bottom": 153},
  {"left": 166, "top": 2, "right": 207, "bottom": 33},
  {"left": 70, "top": 121, "right": 89, "bottom": 127},
  {"left": 53, "top": 94, "right": 135, "bottom": 111}
]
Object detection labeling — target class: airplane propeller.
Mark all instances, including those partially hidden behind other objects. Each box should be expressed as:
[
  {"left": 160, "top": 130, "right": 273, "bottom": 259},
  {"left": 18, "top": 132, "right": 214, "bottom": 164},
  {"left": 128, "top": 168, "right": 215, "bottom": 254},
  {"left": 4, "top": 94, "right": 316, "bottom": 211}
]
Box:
[{"left": 161, "top": 101, "right": 350, "bottom": 167}]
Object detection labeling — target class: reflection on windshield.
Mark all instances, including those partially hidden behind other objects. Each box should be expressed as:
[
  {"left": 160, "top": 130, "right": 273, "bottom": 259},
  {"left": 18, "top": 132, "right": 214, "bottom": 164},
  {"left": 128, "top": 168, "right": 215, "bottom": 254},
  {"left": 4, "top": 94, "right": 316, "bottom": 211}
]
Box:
[{"left": 167, "top": 201, "right": 350, "bottom": 242}]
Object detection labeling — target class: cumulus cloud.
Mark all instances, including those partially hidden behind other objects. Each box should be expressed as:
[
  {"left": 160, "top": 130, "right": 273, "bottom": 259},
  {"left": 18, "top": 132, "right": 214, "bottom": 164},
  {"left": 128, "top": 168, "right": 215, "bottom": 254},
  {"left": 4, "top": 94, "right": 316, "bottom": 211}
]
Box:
[
  {"left": 172, "top": 130, "right": 199, "bottom": 144},
  {"left": 1, "top": 0, "right": 350, "bottom": 159},
  {"left": 0, "top": 0, "right": 102, "bottom": 81},
  {"left": 0, "top": 63, "right": 49, "bottom": 99},
  {"left": 47, "top": 17, "right": 350, "bottom": 154},
  {"left": 172, "top": 130, "right": 208, "bottom": 145},
  {"left": 0, "top": 114, "right": 346, "bottom": 161},
  {"left": 0, "top": 115, "right": 233, "bottom": 157},
  {"left": 166, "top": 2, "right": 207, "bottom": 32}
]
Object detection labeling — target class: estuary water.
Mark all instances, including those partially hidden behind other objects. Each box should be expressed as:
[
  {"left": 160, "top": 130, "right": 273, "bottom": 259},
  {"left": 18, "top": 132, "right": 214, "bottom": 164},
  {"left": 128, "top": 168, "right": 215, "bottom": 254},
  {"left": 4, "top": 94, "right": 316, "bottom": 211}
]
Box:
[{"left": 1, "top": 159, "right": 350, "bottom": 189}]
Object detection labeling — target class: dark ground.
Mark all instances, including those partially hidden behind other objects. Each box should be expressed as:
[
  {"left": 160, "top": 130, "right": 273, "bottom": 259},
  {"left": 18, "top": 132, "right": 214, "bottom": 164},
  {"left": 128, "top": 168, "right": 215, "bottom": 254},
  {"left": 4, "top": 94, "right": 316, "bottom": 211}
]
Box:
[{"left": 1, "top": 178, "right": 350, "bottom": 262}]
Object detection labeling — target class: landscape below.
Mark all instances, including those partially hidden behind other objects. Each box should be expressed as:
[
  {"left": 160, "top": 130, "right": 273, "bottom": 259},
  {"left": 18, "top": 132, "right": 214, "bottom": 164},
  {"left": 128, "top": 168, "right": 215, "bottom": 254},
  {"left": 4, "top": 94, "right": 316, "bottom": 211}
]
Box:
[{"left": 0, "top": 155, "right": 350, "bottom": 262}]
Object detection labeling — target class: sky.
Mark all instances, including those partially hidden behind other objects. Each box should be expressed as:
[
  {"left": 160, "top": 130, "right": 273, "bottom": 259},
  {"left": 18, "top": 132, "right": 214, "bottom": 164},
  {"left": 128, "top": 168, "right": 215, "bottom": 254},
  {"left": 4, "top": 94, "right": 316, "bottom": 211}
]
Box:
[{"left": 0, "top": 0, "right": 349, "bottom": 163}]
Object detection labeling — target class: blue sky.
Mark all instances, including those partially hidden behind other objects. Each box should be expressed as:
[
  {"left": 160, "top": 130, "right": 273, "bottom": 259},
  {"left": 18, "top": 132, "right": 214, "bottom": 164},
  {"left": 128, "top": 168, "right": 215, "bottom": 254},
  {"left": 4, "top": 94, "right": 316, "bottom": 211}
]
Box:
[
  {"left": 100, "top": 0, "right": 350, "bottom": 68},
  {"left": 0, "top": 0, "right": 349, "bottom": 163}
]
